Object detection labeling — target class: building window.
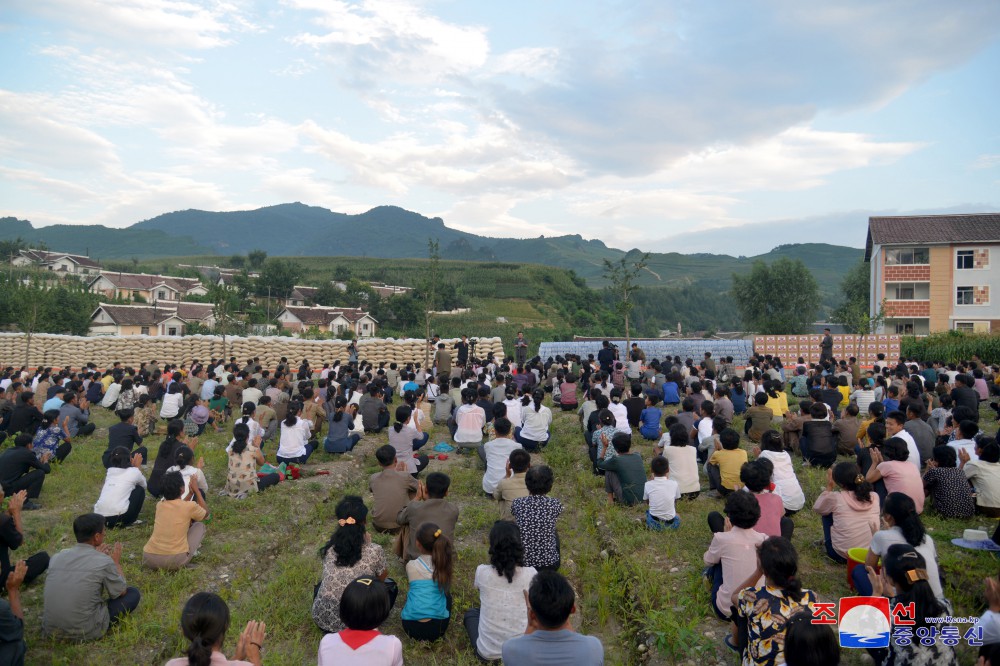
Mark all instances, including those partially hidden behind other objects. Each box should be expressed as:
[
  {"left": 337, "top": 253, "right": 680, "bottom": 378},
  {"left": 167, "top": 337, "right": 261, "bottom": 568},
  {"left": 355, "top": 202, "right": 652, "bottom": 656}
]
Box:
[
  {"left": 157, "top": 290, "right": 166, "bottom": 300},
  {"left": 168, "top": 327, "right": 178, "bottom": 336},
  {"left": 885, "top": 247, "right": 930, "bottom": 265},
  {"left": 957, "top": 286, "right": 975, "bottom": 305},
  {"left": 955, "top": 322, "right": 975, "bottom": 332},
  {"left": 885, "top": 318, "right": 930, "bottom": 335},
  {"left": 886, "top": 282, "right": 930, "bottom": 300},
  {"left": 140, "top": 326, "right": 150, "bottom": 335},
  {"left": 957, "top": 250, "right": 975, "bottom": 269}
]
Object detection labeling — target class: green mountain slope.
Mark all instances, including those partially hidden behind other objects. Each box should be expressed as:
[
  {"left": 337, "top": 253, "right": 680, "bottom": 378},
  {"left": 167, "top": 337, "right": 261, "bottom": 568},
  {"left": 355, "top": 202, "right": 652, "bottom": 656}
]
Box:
[{"left": 0, "top": 217, "right": 210, "bottom": 260}]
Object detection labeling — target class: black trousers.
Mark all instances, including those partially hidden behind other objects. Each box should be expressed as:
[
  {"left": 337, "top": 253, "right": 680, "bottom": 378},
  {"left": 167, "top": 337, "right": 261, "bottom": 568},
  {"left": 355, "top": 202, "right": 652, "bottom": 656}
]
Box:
[
  {"left": 4, "top": 470, "right": 46, "bottom": 499},
  {"left": 54, "top": 442, "right": 72, "bottom": 463},
  {"left": 402, "top": 595, "right": 452, "bottom": 642},
  {"left": 76, "top": 423, "right": 96, "bottom": 437},
  {"left": 104, "top": 487, "right": 146, "bottom": 529},
  {"left": 0, "top": 551, "right": 49, "bottom": 587}
]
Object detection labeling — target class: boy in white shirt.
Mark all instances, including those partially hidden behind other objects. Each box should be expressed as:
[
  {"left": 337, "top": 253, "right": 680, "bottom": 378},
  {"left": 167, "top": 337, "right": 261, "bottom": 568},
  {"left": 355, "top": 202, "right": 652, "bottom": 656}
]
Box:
[{"left": 643, "top": 456, "right": 681, "bottom": 530}]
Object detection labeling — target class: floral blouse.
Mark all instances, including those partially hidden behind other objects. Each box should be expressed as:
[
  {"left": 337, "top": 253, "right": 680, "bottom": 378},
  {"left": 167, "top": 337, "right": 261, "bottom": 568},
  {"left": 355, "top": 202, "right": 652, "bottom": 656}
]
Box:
[
  {"left": 134, "top": 406, "right": 157, "bottom": 437},
  {"left": 32, "top": 425, "right": 64, "bottom": 460},
  {"left": 311, "top": 543, "right": 387, "bottom": 633},
  {"left": 223, "top": 445, "right": 260, "bottom": 499},
  {"left": 737, "top": 585, "right": 817, "bottom": 666}
]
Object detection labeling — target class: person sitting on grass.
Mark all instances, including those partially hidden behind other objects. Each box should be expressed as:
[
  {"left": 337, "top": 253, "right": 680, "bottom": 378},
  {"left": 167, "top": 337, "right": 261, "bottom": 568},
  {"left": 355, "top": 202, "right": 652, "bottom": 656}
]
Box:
[
  {"left": 166, "top": 446, "right": 207, "bottom": 502},
  {"left": 324, "top": 396, "right": 361, "bottom": 454},
  {"left": 401, "top": 522, "right": 454, "bottom": 642},
  {"left": 495, "top": 449, "right": 531, "bottom": 521},
  {"left": 501, "top": 570, "right": 604, "bottom": 666},
  {"left": 864, "top": 545, "right": 959, "bottom": 666},
  {"left": 731, "top": 537, "right": 817, "bottom": 663},
  {"left": 93, "top": 447, "right": 146, "bottom": 529},
  {"left": 558, "top": 374, "right": 578, "bottom": 411},
  {"left": 752, "top": 430, "right": 805, "bottom": 514},
  {"left": 638, "top": 394, "right": 662, "bottom": 441},
  {"left": 388, "top": 405, "right": 430, "bottom": 478},
  {"left": 590, "top": 409, "right": 618, "bottom": 473},
  {"left": 703, "top": 491, "right": 766, "bottom": 621},
  {"left": 736, "top": 460, "right": 793, "bottom": 540},
  {"left": 706, "top": 428, "right": 747, "bottom": 499},
  {"left": 512, "top": 466, "right": 563, "bottom": 572},
  {"left": 147, "top": 420, "right": 197, "bottom": 499},
  {"left": 223, "top": 423, "right": 279, "bottom": 500},
  {"left": 744, "top": 393, "right": 773, "bottom": 443},
  {"left": 42, "top": 513, "right": 141, "bottom": 640},
  {"left": 103, "top": 409, "right": 147, "bottom": 468},
  {"left": 369, "top": 444, "right": 418, "bottom": 534},
  {"left": 276, "top": 402, "right": 315, "bottom": 466},
  {"left": 923, "top": 445, "right": 975, "bottom": 519},
  {"left": 516, "top": 389, "right": 553, "bottom": 452},
  {"left": 464, "top": 521, "right": 537, "bottom": 661},
  {"left": 32, "top": 410, "right": 71, "bottom": 464},
  {"left": 133, "top": 394, "right": 157, "bottom": 438},
  {"left": 142, "top": 471, "right": 207, "bottom": 571},
  {"left": 814, "top": 462, "right": 880, "bottom": 564},
  {"left": 312, "top": 497, "right": 395, "bottom": 635},
  {"left": 644, "top": 455, "right": 681, "bottom": 530},
  {"left": 452, "top": 388, "right": 486, "bottom": 449},
  {"left": 866, "top": 436, "right": 925, "bottom": 514},
  {"left": 961, "top": 437, "right": 1000, "bottom": 518},
  {"left": 655, "top": 421, "right": 700, "bottom": 500},
  {"left": 596, "top": 433, "right": 645, "bottom": 506},
  {"left": 801, "top": 401, "right": 837, "bottom": 468},
  {"left": 0, "top": 490, "right": 47, "bottom": 589},
  {"left": 0, "top": 434, "right": 52, "bottom": 510},
  {"left": 397, "top": 473, "right": 460, "bottom": 563},
  {"left": 0, "top": 560, "right": 28, "bottom": 665},
  {"left": 854, "top": 492, "right": 948, "bottom": 606},
  {"left": 781, "top": 611, "right": 840, "bottom": 666},
  {"left": 318, "top": 577, "right": 402, "bottom": 666},
  {"left": 482, "top": 417, "right": 522, "bottom": 496},
  {"left": 623, "top": 382, "right": 646, "bottom": 428},
  {"left": 165, "top": 592, "right": 266, "bottom": 666}
]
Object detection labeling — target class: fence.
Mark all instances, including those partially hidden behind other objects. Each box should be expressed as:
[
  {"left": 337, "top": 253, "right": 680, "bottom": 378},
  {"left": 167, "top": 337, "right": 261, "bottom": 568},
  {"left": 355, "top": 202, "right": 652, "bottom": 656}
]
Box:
[{"left": 537, "top": 339, "right": 755, "bottom": 365}]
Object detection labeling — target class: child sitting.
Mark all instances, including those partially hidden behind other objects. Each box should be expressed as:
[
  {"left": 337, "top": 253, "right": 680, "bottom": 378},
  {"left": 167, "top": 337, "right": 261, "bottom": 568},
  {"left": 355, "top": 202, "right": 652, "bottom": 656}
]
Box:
[
  {"left": 813, "top": 462, "right": 880, "bottom": 563},
  {"left": 733, "top": 460, "right": 792, "bottom": 539},
  {"left": 656, "top": 422, "right": 700, "bottom": 499},
  {"left": 511, "top": 466, "right": 563, "bottom": 571},
  {"left": 706, "top": 428, "right": 747, "bottom": 499},
  {"left": 597, "top": 433, "right": 645, "bottom": 506},
  {"left": 369, "top": 445, "right": 418, "bottom": 533},
  {"left": 638, "top": 394, "right": 663, "bottom": 441},
  {"left": 703, "top": 491, "right": 766, "bottom": 620},
  {"left": 752, "top": 431, "right": 805, "bottom": 514},
  {"left": 494, "top": 449, "right": 531, "bottom": 520},
  {"left": 318, "top": 577, "right": 403, "bottom": 666},
  {"left": 643, "top": 456, "right": 680, "bottom": 530},
  {"left": 744, "top": 393, "right": 773, "bottom": 443},
  {"left": 923, "top": 445, "right": 975, "bottom": 519},
  {"left": 590, "top": 409, "right": 618, "bottom": 473},
  {"left": 400, "top": 523, "right": 454, "bottom": 642},
  {"left": 165, "top": 446, "right": 207, "bottom": 502},
  {"left": 623, "top": 382, "right": 646, "bottom": 428},
  {"left": 831, "top": 404, "right": 861, "bottom": 456}
]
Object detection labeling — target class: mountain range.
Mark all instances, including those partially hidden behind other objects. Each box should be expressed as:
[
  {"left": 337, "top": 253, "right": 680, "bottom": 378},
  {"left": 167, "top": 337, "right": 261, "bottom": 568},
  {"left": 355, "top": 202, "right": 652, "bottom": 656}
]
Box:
[{"left": 0, "top": 203, "right": 863, "bottom": 303}]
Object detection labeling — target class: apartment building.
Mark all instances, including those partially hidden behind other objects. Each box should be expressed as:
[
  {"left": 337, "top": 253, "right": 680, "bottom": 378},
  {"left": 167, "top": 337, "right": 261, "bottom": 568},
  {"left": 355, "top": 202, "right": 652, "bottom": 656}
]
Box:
[{"left": 865, "top": 213, "right": 1000, "bottom": 334}]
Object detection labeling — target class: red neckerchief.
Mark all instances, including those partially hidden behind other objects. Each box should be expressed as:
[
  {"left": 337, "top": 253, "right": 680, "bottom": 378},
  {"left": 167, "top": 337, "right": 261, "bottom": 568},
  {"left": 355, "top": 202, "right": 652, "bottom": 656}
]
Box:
[{"left": 339, "top": 629, "right": 380, "bottom": 650}]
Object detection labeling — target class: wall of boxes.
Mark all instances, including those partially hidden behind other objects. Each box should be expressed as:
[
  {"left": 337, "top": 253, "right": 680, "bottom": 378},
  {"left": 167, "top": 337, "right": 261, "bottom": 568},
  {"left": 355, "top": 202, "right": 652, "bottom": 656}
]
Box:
[{"left": 753, "top": 335, "right": 901, "bottom": 368}]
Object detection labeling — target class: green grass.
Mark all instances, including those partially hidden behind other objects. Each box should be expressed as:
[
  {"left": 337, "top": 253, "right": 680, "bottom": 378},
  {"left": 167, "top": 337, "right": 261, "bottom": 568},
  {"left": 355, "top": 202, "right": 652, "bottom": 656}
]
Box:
[{"left": 16, "top": 397, "right": 999, "bottom": 665}]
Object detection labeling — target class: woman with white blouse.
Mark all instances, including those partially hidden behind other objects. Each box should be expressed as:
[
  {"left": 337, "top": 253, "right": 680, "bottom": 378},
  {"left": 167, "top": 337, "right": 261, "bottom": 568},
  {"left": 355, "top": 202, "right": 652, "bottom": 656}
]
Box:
[{"left": 515, "top": 389, "right": 552, "bottom": 452}]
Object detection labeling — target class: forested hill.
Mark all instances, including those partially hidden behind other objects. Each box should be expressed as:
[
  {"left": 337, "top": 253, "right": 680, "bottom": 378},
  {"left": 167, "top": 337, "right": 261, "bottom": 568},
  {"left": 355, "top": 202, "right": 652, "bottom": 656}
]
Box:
[{"left": 0, "top": 205, "right": 863, "bottom": 313}]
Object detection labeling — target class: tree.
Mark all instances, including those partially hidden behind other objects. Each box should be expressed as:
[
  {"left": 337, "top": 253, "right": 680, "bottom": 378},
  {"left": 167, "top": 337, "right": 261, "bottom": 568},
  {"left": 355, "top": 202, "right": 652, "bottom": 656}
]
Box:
[
  {"left": 730, "top": 258, "right": 819, "bottom": 334},
  {"left": 255, "top": 259, "right": 302, "bottom": 300},
  {"left": 602, "top": 251, "right": 651, "bottom": 348},
  {"left": 247, "top": 250, "right": 268, "bottom": 270},
  {"left": 10, "top": 282, "right": 49, "bottom": 367},
  {"left": 229, "top": 255, "right": 246, "bottom": 269},
  {"left": 208, "top": 283, "right": 246, "bottom": 359},
  {"left": 421, "top": 240, "right": 440, "bottom": 367},
  {"left": 833, "top": 260, "right": 887, "bottom": 358}
]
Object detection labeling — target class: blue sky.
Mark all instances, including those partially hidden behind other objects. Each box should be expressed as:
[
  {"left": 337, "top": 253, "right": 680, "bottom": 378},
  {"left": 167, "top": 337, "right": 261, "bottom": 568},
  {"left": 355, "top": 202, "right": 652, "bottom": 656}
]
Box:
[{"left": 1, "top": 0, "right": 998, "bottom": 255}]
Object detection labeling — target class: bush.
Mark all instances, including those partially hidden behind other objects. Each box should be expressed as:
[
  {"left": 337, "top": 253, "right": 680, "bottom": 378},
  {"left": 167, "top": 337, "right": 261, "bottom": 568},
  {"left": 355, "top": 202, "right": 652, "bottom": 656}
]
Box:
[{"left": 902, "top": 330, "right": 1000, "bottom": 364}]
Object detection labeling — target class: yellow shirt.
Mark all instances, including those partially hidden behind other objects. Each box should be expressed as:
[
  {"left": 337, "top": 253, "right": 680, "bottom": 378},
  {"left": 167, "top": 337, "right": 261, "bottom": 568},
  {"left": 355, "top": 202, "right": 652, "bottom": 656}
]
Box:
[
  {"left": 838, "top": 386, "right": 850, "bottom": 408},
  {"left": 764, "top": 392, "right": 789, "bottom": 418},
  {"left": 709, "top": 448, "right": 748, "bottom": 490},
  {"left": 144, "top": 499, "right": 207, "bottom": 556},
  {"left": 101, "top": 375, "right": 115, "bottom": 391}
]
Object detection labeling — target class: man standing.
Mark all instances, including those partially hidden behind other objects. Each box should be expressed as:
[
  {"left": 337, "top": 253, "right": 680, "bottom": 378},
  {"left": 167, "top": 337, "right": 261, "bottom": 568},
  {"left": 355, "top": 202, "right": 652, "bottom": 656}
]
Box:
[
  {"left": 819, "top": 328, "right": 834, "bottom": 364},
  {"left": 434, "top": 343, "right": 452, "bottom": 379},
  {"left": 455, "top": 336, "right": 470, "bottom": 368},
  {"left": 597, "top": 340, "right": 617, "bottom": 375},
  {"left": 514, "top": 332, "right": 529, "bottom": 365}
]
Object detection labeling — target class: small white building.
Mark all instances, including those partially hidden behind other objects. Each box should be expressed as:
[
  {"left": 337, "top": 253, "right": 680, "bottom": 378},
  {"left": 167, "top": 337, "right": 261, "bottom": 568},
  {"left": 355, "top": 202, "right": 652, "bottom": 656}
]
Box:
[
  {"left": 276, "top": 306, "right": 378, "bottom": 337},
  {"left": 12, "top": 249, "right": 101, "bottom": 276},
  {"left": 89, "top": 271, "right": 208, "bottom": 303},
  {"left": 89, "top": 302, "right": 216, "bottom": 336}
]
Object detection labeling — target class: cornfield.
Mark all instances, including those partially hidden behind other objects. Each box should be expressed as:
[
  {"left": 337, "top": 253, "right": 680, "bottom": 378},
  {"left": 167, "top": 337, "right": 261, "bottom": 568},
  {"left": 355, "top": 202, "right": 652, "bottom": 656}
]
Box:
[{"left": 901, "top": 330, "right": 1000, "bottom": 364}]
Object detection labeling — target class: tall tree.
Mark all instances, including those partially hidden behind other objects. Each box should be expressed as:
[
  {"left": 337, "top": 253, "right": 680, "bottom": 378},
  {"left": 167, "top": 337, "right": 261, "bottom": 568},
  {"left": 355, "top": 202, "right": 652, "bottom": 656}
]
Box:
[
  {"left": 255, "top": 259, "right": 303, "bottom": 301},
  {"left": 421, "top": 239, "right": 440, "bottom": 367},
  {"left": 730, "top": 258, "right": 819, "bottom": 334},
  {"left": 602, "top": 251, "right": 651, "bottom": 348},
  {"left": 247, "top": 249, "right": 268, "bottom": 270},
  {"left": 833, "top": 260, "right": 886, "bottom": 357}
]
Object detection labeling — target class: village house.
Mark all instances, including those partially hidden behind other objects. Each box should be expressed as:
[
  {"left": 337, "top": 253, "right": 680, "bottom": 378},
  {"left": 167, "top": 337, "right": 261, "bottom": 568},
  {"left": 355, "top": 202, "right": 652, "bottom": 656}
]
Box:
[
  {"left": 285, "top": 285, "right": 319, "bottom": 307},
  {"left": 12, "top": 249, "right": 101, "bottom": 276},
  {"left": 866, "top": 213, "right": 1000, "bottom": 334},
  {"left": 276, "top": 305, "right": 377, "bottom": 337},
  {"left": 88, "top": 302, "right": 216, "bottom": 337},
  {"left": 88, "top": 271, "right": 208, "bottom": 303}
]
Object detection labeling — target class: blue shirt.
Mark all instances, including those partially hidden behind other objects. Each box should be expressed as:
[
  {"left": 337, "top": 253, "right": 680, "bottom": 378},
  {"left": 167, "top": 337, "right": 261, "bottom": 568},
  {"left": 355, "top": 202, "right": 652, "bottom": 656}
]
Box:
[
  {"left": 661, "top": 382, "right": 680, "bottom": 405},
  {"left": 882, "top": 398, "right": 899, "bottom": 412},
  {"left": 730, "top": 389, "right": 747, "bottom": 414},
  {"left": 639, "top": 407, "right": 662, "bottom": 435},
  {"left": 502, "top": 630, "right": 604, "bottom": 666},
  {"left": 200, "top": 379, "right": 218, "bottom": 401},
  {"left": 42, "top": 397, "right": 64, "bottom": 413}
]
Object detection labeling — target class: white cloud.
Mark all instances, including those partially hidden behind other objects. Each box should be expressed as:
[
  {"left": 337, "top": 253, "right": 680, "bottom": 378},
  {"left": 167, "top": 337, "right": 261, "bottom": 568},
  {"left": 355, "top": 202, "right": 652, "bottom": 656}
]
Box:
[{"left": 972, "top": 154, "right": 1000, "bottom": 170}]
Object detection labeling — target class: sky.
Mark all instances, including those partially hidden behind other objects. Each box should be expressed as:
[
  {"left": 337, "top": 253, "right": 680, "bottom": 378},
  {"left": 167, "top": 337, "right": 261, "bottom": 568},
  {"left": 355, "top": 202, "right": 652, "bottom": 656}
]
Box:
[{"left": 1, "top": 0, "right": 999, "bottom": 255}]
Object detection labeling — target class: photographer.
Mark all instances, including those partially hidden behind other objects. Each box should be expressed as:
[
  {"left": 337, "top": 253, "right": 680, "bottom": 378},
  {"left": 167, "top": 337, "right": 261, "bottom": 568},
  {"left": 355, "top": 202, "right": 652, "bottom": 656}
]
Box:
[{"left": 454, "top": 336, "right": 470, "bottom": 368}]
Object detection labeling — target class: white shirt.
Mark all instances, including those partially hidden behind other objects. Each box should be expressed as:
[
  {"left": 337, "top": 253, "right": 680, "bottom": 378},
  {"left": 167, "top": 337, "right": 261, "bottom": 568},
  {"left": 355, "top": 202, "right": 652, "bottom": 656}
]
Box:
[
  {"left": 93, "top": 467, "right": 147, "bottom": 517},
  {"left": 644, "top": 476, "right": 681, "bottom": 520},
  {"left": 165, "top": 465, "right": 208, "bottom": 501},
  {"left": 502, "top": 398, "right": 523, "bottom": 428},
  {"left": 473, "top": 564, "right": 537, "bottom": 660},
  {"left": 241, "top": 387, "right": 263, "bottom": 406},
  {"left": 949, "top": 438, "right": 979, "bottom": 463},
  {"left": 757, "top": 450, "right": 806, "bottom": 511},
  {"left": 482, "top": 438, "right": 523, "bottom": 494},
  {"left": 520, "top": 404, "right": 553, "bottom": 441},
  {"left": 388, "top": 423, "right": 422, "bottom": 474},
  {"left": 608, "top": 402, "right": 630, "bottom": 435},
  {"left": 159, "top": 392, "right": 184, "bottom": 419},
  {"left": 870, "top": 527, "right": 945, "bottom": 601},
  {"left": 663, "top": 445, "right": 700, "bottom": 494},
  {"left": 277, "top": 417, "right": 312, "bottom": 459},
  {"left": 975, "top": 610, "right": 1000, "bottom": 646},
  {"left": 318, "top": 632, "right": 403, "bottom": 666},
  {"left": 697, "top": 417, "right": 714, "bottom": 451},
  {"left": 893, "top": 429, "right": 922, "bottom": 473},
  {"left": 101, "top": 383, "right": 121, "bottom": 409}
]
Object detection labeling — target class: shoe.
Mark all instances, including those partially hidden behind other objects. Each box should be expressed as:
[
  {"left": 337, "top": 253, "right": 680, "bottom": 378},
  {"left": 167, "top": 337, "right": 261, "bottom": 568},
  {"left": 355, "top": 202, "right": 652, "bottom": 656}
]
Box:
[
  {"left": 22, "top": 500, "right": 42, "bottom": 511},
  {"left": 127, "top": 520, "right": 144, "bottom": 527},
  {"left": 705, "top": 490, "right": 722, "bottom": 499},
  {"left": 724, "top": 636, "right": 740, "bottom": 653}
]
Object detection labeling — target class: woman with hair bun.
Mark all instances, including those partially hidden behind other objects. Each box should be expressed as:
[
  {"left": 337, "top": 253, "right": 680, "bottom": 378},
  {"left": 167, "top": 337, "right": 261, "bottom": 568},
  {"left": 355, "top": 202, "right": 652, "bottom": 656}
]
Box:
[
  {"left": 165, "top": 591, "right": 266, "bottom": 666},
  {"left": 732, "top": 536, "right": 817, "bottom": 664}
]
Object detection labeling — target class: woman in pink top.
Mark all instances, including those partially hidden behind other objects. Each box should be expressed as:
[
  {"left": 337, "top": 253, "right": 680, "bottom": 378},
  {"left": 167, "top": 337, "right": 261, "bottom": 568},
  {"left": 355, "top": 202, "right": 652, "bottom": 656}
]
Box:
[
  {"left": 866, "top": 437, "right": 925, "bottom": 513},
  {"left": 559, "top": 374, "right": 579, "bottom": 410},
  {"left": 165, "top": 592, "right": 265, "bottom": 666},
  {"left": 703, "top": 491, "right": 766, "bottom": 619},
  {"left": 814, "top": 462, "right": 880, "bottom": 563}
]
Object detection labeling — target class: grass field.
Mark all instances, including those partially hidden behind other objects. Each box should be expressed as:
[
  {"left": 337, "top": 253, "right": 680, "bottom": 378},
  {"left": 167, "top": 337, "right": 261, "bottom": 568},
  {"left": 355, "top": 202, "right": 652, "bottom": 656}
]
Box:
[{"left": 13, "top": 397, "right": 999, "bottom": 665}]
